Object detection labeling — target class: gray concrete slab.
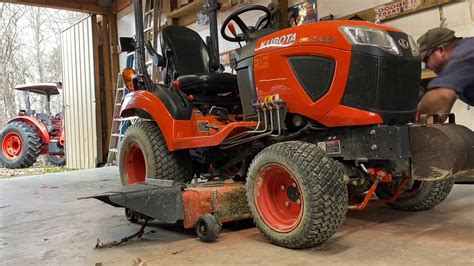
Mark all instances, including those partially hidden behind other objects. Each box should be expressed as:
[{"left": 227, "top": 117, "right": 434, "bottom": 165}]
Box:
[{"left": 0, "top": 167, "right": 473, "bottom": 265}]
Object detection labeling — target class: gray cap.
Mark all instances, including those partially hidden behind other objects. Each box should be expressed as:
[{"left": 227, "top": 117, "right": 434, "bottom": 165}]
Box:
[{"left": 417, "top": 27, "right": 457, "bottom": 61}]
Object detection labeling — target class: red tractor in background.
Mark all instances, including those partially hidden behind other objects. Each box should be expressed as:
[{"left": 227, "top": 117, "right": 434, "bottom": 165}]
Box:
[
  {"left": 92, "top": 0, "right": 473, "bottom": 248},
  {"left": 0, "top": 83, "right": 66, "bottom": 168}
]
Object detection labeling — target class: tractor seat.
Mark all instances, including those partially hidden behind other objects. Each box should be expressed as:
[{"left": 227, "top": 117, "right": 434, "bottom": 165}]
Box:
[{"left": 178, "top": 73, "right": 238, "bottom": 95}]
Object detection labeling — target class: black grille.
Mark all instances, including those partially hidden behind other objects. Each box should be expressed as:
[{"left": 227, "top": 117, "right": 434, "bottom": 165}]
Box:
[
  {"left": 289, "top": 56, "right": 335, "bottom": 102},
  {"left": 342, "top": 52, "right": 421, "bottom": 123}
]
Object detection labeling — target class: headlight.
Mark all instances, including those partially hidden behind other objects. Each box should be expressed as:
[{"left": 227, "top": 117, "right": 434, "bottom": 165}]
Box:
[
  {"left": 340, "top": 26, "right": 401, "bottom": 56},
  {"left": 407, "top": 35, "right": 419, "bottom": 57}
]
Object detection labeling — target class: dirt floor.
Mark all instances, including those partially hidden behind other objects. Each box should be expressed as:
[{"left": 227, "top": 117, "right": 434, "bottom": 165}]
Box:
[{"left": 0, "top": 167, "right": 473, "bottom": 265}]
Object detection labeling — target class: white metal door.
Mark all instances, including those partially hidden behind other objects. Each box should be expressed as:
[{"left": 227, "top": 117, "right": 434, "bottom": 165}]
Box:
[{"left": 61, "top": 16, "right": 99, "bottom": 169}]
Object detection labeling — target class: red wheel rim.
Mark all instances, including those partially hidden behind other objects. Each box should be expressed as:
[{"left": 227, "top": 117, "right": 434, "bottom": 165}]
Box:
[
  {"left": 2, "top": 132, "right": 23, "bottom": 160},
  {"left": 254, "top": 164, "right": 304, "bottom": 232},
  {"left": 123, "top": 144, "right": 146, "bottom": 184}
]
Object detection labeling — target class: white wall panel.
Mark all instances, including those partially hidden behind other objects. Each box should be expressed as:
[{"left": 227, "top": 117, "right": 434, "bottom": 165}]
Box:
[{"left": 61, "top": 16, "right": 99, "bottom": 169}]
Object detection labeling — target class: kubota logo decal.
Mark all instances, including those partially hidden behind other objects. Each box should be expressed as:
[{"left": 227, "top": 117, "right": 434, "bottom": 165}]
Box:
[{"left": 257, "top": 33, "right": 297, "bottom": 50}]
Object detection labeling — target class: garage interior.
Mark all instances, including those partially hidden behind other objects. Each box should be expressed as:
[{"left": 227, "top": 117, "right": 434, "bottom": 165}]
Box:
[{"left": 0, "top": 0, "right": 473, "bottom": 264}]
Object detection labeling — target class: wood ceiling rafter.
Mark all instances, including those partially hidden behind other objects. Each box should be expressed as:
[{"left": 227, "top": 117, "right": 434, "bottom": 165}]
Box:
[{"left": 2, "top": 0, "right": 112, "bottom": 14}]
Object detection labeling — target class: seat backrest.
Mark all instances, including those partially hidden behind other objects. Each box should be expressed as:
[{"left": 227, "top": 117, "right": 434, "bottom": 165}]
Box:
[{"left": 161, "top": 25, "right": 210, "bottom": 76}]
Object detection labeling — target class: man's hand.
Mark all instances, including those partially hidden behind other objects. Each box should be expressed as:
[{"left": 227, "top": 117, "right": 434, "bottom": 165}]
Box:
[{"left": 416, "top": 87, "right": 457, "bottom": 121}]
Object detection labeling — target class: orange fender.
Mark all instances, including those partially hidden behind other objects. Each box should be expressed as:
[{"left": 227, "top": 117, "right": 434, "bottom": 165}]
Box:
[
  {"left": 8, "top": 116, "right": 49, "bottom": 144},
  {"left": 120, "top": 90, "right": 191, "bottom": 151}
]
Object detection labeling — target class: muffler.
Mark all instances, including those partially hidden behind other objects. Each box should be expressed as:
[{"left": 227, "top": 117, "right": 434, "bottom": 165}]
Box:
[{"left": 410, "top": 114, "right": 474, "bottom": 181}]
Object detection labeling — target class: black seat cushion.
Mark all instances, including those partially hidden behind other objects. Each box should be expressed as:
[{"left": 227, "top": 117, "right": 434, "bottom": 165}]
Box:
[
  {"left": 161, "top": 26, "right": 211, "bottom": 76},
  {"left": 178, "top": 73, "right": 238, "bottom": 95}
]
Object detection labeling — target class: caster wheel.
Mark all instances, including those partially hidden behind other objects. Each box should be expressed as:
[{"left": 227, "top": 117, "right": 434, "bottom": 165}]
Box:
[
  {"left": 125, "top": 208, "right": 139, "bottom": 223},
  {"left": 195, "top": 214, "right": 221, "bottom": 242}
]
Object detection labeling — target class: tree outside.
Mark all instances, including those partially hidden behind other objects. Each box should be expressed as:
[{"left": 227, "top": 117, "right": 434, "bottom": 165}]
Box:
[{"left": 0, "top": 3, "right": 87, "bottom": 125}]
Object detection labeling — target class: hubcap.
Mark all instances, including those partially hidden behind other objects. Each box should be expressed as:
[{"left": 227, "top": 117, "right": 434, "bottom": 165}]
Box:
[
  {"left": 2, "top": 132, "right": 23, "bottom": 160},
  {"left": 123, "top": 144, "right": 146, "bottom": 184},
  {"left": 254, "top": 164, "right": 304, "bottom": 232}
]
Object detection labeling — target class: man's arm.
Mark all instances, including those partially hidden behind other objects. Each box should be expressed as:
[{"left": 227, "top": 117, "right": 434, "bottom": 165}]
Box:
[{"left": 416, "top": 87, "right": 457, "bottom": 120}]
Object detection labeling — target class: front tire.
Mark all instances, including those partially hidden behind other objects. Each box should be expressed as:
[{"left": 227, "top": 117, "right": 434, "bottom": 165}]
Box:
[
  {"left": 1, "top": 122, "right": 41, "bottom": 169},
  {"left": 118, "top": 121, "right": 192, "bottom": 185},
  {"left": 376, "top": 177, "right": 454, "bottom": 211},
  {"left": 247, "top": 141, "right": 348, "bottom": 249},
  {"left": 47, "top": 154, "right": 66, "bottom": 166}
]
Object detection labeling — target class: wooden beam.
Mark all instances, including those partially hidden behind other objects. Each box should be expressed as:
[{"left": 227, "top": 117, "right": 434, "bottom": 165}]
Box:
[
  {"left": 91, "top": 15, "right": 104, "bottom": 164},
  {"left": 2, "top": 0, "right": 111, "bottom": 14},
  {"left": 338, "top": 0, "right": 459, "bottom": 22},
  {"left": 112, "top": 0, "right": 133, "bottom": 14},
  {"left": 109, "top": 14, "right": 120, "bottom": 84},
  {"left": 100, "top": 15, "right": 114, "bottom": 161}
]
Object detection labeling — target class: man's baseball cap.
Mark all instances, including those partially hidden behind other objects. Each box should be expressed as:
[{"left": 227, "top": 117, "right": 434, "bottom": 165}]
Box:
[{"left": 417, "top": 27, "right": 458, "bottom": 61}]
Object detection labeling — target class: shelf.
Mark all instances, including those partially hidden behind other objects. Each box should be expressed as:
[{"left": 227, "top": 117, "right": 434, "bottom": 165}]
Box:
[{"left": 167, "top": 0, "right": 204, "bottom": 19}]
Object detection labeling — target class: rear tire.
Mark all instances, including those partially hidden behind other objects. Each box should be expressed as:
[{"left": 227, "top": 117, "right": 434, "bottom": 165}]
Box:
[
  {"left": 246, "top": 141, "right": 348, "bottom": 249},
  {"left": 1, "top": 122, "right": 41, "bottom": 169},
  {"left": 376, "top": 178, "right": 454, "bottom": 211},
  {"left": 118, "top": 121, "right": 193, "bottom": 185}
]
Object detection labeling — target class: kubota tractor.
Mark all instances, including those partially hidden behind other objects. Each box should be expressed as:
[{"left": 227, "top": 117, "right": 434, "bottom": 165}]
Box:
[
  {"left": 0, "top": 83, "right": 65, "bottom": 168},
  {"left": 109, "top": 0, "right": 473, "bottom": 248}
]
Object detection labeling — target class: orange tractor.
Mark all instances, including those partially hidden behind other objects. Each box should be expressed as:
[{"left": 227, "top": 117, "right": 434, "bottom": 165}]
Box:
[
  {"left": 0, "top": 83, "right": 65, "bottom": 168},
  {"left": 90, "top": 0, "right": 474, "bottom": 248}
]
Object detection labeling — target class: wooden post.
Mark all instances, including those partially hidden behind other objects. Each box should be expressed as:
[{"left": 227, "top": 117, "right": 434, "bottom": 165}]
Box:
[
  {"left": 101, "top": 15, "right": 114, "bottom": 164},
  {"left": 92, "top": 15, "right": 104, "bottom": 165},
  {"left": 272, "top": 0, "right": 288, "bottom": 29}
]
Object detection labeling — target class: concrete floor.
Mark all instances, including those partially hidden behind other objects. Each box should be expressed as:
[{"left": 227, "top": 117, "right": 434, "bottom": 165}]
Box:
[{"left": 0, "top": 167, "right": 473, "bottom": 265}]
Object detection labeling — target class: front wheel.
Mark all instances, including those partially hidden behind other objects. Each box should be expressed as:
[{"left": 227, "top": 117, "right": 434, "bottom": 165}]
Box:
[
  {"left": 47, "top": 154, "right": 66, "bottom": 166},
  {"left": 376, "top": 177, "right": 454, "bottom": 211},
  {"left": 246, "top": 141, "right": 348, "bottom": 249}
]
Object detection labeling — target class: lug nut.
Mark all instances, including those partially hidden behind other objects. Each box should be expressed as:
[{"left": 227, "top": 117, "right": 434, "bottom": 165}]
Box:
[
  {"left": 296, "top": 199, "right": 301, "bottom": 204},
  {"left": 285, "top": 201, "right": 289, "bottom": 207},
  {"left": 371, "top": 144, "right": 377, "bottom": 150},
  {"left": 292, "top": 182, "right": 296, "bottom": 188},
  {"left": 280, "top": 185, "right": 285, "bottom": 191}
]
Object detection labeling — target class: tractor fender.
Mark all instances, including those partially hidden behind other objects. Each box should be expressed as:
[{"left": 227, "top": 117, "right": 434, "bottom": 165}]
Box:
[
  {"left": 120, "top": 90, "right": 176, "bottom": 150},
  {"left": 7, "top": 116, "right": 49, "bottom": 144}
]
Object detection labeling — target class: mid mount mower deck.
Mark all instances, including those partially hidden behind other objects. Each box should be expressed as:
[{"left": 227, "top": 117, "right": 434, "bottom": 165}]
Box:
[{"left": 86, "top": 0, "right": 474, "bottom": 248}]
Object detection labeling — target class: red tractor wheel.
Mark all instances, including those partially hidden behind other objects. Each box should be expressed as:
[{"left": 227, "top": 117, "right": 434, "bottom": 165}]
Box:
[
  {"left": 253, "top": 164, "right": 304, "bottom": 232},
  {"left": 247, "top": 141, "right": 348, "bottom": 249},
  {"left": 0, "top": 122, "right": 41, "bottom": 169},
  {"left": 118, "top": 121, "right": 193, "bottom": 185}
]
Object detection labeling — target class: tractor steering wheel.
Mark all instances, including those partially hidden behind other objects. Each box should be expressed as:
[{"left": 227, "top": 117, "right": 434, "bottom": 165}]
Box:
[{"left": 220, "top": 5, "right": 272, "bottom": 42}]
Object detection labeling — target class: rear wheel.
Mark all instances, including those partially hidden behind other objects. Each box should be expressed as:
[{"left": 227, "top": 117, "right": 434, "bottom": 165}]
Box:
[
  {"left": 376, "top": 177, "right": 454, "bottom": 211},
  {"left": 247, "top": 141, "right": 348, "bottom": 249},
  {"left": 1, "top": 122, "right": 41, "bottom": 169},
  {"left": 118, "top": 121, "right": 193, "bottom": 185},
  {"left": 47, "top": 154, "right": 66, "bottom": 166}
]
